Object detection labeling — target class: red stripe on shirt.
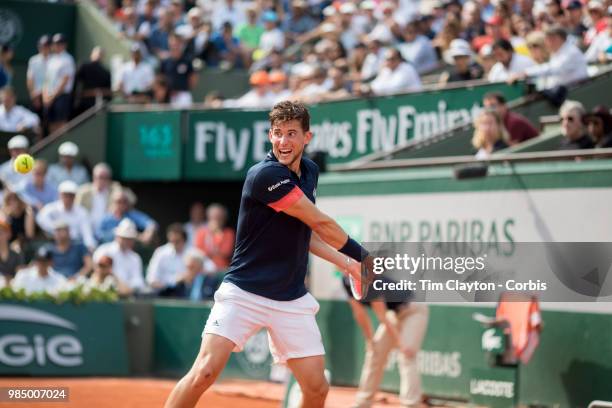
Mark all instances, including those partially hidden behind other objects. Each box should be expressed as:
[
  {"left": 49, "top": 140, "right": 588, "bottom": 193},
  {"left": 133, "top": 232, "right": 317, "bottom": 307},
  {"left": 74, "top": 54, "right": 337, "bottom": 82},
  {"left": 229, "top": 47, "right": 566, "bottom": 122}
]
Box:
[{"left": 268, "top": 186, "right": 304, "bottom": 212}]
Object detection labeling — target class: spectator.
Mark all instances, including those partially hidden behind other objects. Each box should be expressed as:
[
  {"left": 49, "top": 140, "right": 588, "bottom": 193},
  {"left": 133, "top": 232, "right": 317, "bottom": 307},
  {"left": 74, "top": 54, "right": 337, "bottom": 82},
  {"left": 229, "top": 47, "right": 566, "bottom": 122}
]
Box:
[
  {"left": 472, "top": 15, "right": 508, "bottom": 52},
  {"left": 176, "top": 7, "right": 211, "bottom": 60},
  {"left": 0, "top": 87, "right": 40, "bottom": 134},
  {"left": 584, "top": 0, "right": 607, "bottom": 46},
  {"left": 76, "top": 162, "right": 125, "bottom": 231},
  {"left": 118, "top": 6, "right": 141, "bottom": 40},
  {"left": 93, "top": 218, "right": 145, "bottom": 295},
  {"left": 97, "top": 188, "right": 157, "bottom": 245},
  {"left": 237, "top": 6, "right": 265, "bottom": 54},
  {"left": 369, "top": 48, "right": 422, "bottom": 96},
  {"left": 43, "top": 33, "right": 75, "bottom": 134},
  {"left": 461, "top": 1, "right": 486, "bottom": 43},
  {"left": 0, "top": 45, "right": 14, "bottom": 86},
  {"left": 160, "top": 33, "right": 197, "bottom": 107},
  {"left": 212, "top": 0, "right": 246, "bottom": 31},
  {"left": 370, "top": 1, "right": 403, "bottom": 44},
  {"left": 472, "top": 109, "right": 510, "bottom": 159},
  {"left": 258, "top": 11, "right": 285, "bottom": 56},
  {"left": 585, "top": 7, "right": 612, "bottom": 64},
  {"left": 512, "top": 25, "right": 588, "bottom": 89},
  {"left": 151, "top": 74, "right": 172, "bottom": 104},
  {"left": 558, "top": 100, "right": 594, "bottom": 150},
  {"left": 0, "top": 215, "right": 24, "bottom": 283},
  {"left": 184, "top": 201, "right": 205, "bottom": 246},
  {"left": 360, "top": 38, "right": 385, "bottom": 81},
  {"left": 73, "top": 46, "right": 112, "bottom": 116},
  {"left": 146, "top": 223, "right": 190, "bottom": 290},
  {"left": 318, "top": 66, "right": 351, "bottom": 102},
  {"left": 397, "top": 21, "right": 439, "bottom": 75},
  {"left": 0, "top": 135, "right": 30, "bottom": 190},
  {"left": 483, "top": 92, "right": 539, "bottom": 145},
  {"left": 118, "top": 44, "right": 155, "bottom": 103},
  {"left": 441, "top": 39, "right": 484, "bottom": 83},
  {"left": 210, "top": 22, "right": 244, "bottom": 69},
  {"left": 283, "top": 0, "right": 318, "bottom": 42},
  {"left": 194, "top": 203, "right": 234, "bottom": 271},
  {"left": 2, "top": 191, "right": 35, "bottom": 253},
  {"left": 269, "top": 70, "right": 291, "bottom": 104},
  {"left": 525, "top": 31, "right": 550, "bottom": 64},
  {"left": 159, "top": 248, "right": 217, "bottom": 300},
  {"left": 147, "top": 7, "right": 174, "bottom": 59},
  {"left": 563, "top": 1, "right": 588, "bottom": 41},
  {"left": 36, "top": 180, "right": 96, "bottom": 250},
  {"left": 88, "top": 254, "right": 128, "bottom": 294},
  {"left": 135, "top": 0, "right": 158, "bottom": 39},
  {"left": 295, "top": 66, "right": 331, "bottom": 101},
  {"left": 478, "top": 44, "right": 497, "bottom": 76},
  {"left": 47, "top": 142, "right": 90, "bottom": 187},
  {"left": 586, "top": 105, "right": 612, "bottom": 148},
  {"left": 18, "top": 159, "right": 58, "bottom": 211},
  {"left": 27, "top": 35, "right": 51, "bottom": 120},
  {"left": 488, "top": 39, "right": 534, "bottom": 82},
  {"left": 50, "top": 220, "right": 92, "bottom": 279},
  {"left": 11, "top": 246, "right": 65, "bottom": 295},
  {"left": 225, "top": 70, "right": 273, "bottom": 108}
]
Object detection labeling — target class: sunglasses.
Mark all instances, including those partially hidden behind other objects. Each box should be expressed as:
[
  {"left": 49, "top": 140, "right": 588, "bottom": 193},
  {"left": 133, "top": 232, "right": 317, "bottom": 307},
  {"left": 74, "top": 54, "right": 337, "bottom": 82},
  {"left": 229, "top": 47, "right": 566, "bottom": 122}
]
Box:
[{"left": 561, "top": 116, "right": 576, "bottom": 122}]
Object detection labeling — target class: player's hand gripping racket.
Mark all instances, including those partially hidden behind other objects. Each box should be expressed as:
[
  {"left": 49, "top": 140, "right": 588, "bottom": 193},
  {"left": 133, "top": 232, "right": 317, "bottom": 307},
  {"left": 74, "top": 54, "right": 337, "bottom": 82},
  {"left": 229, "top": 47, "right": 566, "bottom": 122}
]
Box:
[{"left": 348, "top": 255, "right": 376, "bottom": 301}]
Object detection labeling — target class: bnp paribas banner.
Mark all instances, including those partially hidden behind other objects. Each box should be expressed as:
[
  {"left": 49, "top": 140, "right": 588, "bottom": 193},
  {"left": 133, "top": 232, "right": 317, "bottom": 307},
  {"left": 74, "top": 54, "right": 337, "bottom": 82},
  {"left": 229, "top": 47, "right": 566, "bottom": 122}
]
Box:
[
  {"left": 0, "top": 302, "right": 129, "bottom": 375},
  {"left": 185, "top": 82, "right": 524, "bottom": 180}
]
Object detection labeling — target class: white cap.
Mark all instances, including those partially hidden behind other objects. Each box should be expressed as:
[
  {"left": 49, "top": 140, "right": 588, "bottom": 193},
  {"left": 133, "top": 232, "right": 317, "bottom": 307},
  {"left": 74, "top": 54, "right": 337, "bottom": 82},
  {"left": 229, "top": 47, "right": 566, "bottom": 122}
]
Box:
[
  {"left": 588, "top": 0, "right": 604, "bottom": 9},
  {"left": 360, "top": 1, "right": 376, "bottom": 10},
  {"left": 53, "top": 219, "right": 70, "bottom": 230},
  {"left": 7, "top": 135, "right": 29, "bottom": 150},
  {"left": 339, "top": 2, "right": 357, "bottom": 14},
  {"left": 114, "top": 218, "right": 138, "bottom": 239},
  {"left": 444, "top": 38, "right": 474, "bottom": 64},
  {"left": 58, "top": 180, "right": 78, "bottom": 194},
  {"left": 322, "top": 5, "right": 336, "bottom": 16},
  {"left": 58, "top": 141, "right": 79, "bottom": 157}
]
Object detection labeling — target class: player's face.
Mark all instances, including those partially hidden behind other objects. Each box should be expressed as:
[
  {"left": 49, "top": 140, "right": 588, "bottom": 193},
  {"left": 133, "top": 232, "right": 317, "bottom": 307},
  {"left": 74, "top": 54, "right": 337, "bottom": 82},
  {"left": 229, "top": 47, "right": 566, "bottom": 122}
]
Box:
[{"left": 269, "top": 119, "right": 312, "bottom": 171}]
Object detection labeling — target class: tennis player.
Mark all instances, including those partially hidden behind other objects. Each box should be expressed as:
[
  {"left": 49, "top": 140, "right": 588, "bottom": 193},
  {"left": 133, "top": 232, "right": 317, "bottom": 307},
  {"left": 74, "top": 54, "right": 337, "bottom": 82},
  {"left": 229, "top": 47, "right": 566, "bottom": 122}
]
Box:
[{"left": 164, "top": 101, "right": 371, "bottom": 408}]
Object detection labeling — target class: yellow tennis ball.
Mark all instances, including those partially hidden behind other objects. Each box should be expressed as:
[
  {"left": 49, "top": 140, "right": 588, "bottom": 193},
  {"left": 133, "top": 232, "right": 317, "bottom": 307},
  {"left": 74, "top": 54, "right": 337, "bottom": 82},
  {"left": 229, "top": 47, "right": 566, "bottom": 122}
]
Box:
[{"left": 14, "top": 154, "right": 35, "bottom": 174}]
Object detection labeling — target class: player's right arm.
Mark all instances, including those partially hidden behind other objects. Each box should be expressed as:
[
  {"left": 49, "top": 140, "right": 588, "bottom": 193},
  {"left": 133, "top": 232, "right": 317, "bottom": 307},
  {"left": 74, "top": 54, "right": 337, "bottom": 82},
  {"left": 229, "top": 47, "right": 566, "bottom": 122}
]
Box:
[{"left": 252, "top": 165, "right": 370, "bottom": 265}]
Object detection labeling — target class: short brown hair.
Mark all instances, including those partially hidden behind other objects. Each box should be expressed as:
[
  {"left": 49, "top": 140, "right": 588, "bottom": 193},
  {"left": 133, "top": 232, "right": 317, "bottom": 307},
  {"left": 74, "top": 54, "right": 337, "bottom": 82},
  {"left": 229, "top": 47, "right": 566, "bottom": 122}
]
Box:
[
  {"left": 166, "top": 222, "right": 187, "bottom": 240},
  {"left": 269, "top": 100, "right": 310, "bottom": 132}
]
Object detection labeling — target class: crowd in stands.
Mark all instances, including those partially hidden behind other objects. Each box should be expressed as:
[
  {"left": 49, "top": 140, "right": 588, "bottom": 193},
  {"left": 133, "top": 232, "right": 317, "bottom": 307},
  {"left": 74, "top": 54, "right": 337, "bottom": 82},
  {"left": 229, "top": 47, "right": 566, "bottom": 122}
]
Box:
[
  {"left": 88, "top": 0, "right": 611, "bottom": 109},
  {"left": 0, "top": 140, "right": 235, "bottom": 300}
]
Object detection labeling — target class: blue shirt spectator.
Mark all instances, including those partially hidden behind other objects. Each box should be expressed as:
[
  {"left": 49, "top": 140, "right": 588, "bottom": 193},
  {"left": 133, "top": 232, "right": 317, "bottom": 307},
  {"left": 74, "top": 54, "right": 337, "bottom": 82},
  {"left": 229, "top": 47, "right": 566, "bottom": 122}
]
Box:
[
  {"left": 18, "top": 159, "right": 58, "bottom": 211},
  {"left": 97, "top": 209, "right": 156, "bottom": 244},
  {"left": 50, "top": 221, "right": 92, "bottom": 279}
]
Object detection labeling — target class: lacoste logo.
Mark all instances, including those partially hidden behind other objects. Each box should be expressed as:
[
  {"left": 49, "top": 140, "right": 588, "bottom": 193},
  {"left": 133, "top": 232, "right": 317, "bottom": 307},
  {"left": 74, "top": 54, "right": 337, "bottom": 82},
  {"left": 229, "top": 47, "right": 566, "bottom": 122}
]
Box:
[{"left": 268, "top": 179, "right": 290, "bottom": 191}]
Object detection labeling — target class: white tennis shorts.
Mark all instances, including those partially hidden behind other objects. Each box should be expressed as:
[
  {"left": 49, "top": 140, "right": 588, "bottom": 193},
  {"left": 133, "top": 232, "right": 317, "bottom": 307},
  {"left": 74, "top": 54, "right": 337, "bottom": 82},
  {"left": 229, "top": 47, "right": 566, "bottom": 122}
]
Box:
[{"left": 203, "top": 281, "right": 325, "bottom": 364}]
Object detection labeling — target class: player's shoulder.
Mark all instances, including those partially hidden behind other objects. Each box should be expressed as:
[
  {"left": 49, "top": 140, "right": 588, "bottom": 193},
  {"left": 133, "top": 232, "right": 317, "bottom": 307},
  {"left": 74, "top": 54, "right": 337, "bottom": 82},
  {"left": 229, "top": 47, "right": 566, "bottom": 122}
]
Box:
[
  {"left": 246, "top": 156, "right": 291, "bottom": 183},
  {"left": 301, "top": 155, "right": 320, "bottom": 176}
]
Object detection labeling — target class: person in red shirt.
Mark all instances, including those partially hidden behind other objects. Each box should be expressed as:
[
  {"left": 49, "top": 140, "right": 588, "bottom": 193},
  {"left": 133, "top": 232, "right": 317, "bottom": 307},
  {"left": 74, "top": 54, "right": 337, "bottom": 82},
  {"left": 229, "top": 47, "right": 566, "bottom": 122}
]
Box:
[
  {"left": 483, "top": 92, "right": 539, "bottom": 145},
  {"left": 193, "top": 203, "right": 235, "bottom": 271}
]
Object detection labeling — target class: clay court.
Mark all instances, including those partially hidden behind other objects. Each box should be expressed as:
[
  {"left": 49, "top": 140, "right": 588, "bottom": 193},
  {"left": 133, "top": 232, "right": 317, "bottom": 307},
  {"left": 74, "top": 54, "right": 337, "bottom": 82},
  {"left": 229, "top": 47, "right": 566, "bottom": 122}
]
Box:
[{"left": 0, "top": 377, "right": 407, "bottom": 408}]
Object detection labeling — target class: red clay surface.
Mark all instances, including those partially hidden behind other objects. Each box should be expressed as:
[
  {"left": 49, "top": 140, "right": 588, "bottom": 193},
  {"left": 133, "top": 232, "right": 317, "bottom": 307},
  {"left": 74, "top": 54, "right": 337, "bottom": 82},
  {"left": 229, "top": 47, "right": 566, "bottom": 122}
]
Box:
[{"left": 0, "top": 377, "right": 406, "bottom": 408}]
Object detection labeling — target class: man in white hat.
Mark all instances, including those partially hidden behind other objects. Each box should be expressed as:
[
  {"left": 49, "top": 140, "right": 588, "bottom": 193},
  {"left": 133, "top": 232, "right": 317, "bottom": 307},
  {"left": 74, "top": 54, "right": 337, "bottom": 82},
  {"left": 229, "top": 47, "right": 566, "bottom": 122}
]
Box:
[
  {"left": 47, "top": 141, "right": 90, "bottom": 187},
  {"left": 36, "top": 180, "right": 96, "bottom": 250},
  {"left": 0, "top": 134, "right": 32, "bottom": 190},
  {"left": 440, "top": 38, "right": 484, "bottom": 84},
  {"left": 93, "top": 218, "right": 145, "bottom": 295}
]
